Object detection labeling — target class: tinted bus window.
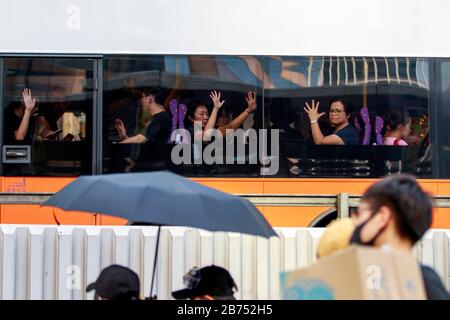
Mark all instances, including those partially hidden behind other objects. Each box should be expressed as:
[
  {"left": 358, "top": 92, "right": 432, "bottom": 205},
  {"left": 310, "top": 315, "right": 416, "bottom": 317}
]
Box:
[
  {"left": 436, "top": 59, "right": 450, "bottom": 178},
  {"left": 2, "top": 58, "right": 94, "bottom": 176},
  {"left": 102, "top": 55, "right": 263, "bottom": 176},
  {"left": 263, "top": 56, "right": 431, "bottom": 178}
]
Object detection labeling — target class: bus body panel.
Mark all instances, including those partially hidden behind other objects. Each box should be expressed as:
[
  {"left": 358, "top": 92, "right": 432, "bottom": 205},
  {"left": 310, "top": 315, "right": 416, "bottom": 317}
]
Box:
[{"left": 2, "top": 177, "right": 449, "bottom": 228}]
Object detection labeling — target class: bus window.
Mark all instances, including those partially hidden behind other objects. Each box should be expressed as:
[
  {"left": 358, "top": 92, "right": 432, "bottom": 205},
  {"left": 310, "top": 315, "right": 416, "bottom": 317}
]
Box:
[
  {"left": 2, "top": 58, "right": 94, "bottom": 176},
  {"left": 263, "top": 56, "right": 431, "bottom": 178},
  {"left": 102, "top": 55, "right": 263, "bottom": 177},
  {"left": 436, "top": 59, "right": 450, "bottom": 178}
]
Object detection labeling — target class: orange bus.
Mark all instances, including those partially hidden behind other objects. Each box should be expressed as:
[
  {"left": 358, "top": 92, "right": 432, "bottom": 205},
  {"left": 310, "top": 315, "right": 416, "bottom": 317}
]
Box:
[{"left": 1, "top": 1, "right": 450, "bottom": 228}]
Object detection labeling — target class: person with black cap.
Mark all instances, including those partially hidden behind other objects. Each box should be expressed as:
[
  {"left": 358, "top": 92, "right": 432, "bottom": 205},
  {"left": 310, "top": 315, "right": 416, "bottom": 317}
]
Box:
[
  {"left": 350, "top": 174, "right": 449, "bottom": 300},
  {"left": 172, "top": 265, "right": 237, "bottom": 300},
  {"left": 86, "top": 264, "right": 141, "bottom": 300}
]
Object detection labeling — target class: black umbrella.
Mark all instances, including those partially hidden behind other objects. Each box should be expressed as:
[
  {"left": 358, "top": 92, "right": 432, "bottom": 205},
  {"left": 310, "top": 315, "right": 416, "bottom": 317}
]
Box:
[{"left": 42, "top": 171, "right": 277, "bottom": 298}]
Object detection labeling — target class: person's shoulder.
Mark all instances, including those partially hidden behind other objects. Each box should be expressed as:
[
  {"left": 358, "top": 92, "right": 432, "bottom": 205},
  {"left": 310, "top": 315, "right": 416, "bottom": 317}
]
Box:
[
  {"left": 345, "top": 123, "right": 359, "bottom": 134},
  {"left": 420, "top": 265, "right": 450, "bottom": 300},
  {"left": 157, "top": 110, "right": 171, "bottom": 121},
  {"left": 335, "top": 124, "right": 358, "bottom": 138},
  {"left": 396, "top": 139, "right": 408, "bottom": 146}
]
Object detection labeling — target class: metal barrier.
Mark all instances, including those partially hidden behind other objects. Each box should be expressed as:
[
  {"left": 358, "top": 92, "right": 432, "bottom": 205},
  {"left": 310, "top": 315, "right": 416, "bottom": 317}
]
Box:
[{"left": 0, "top": 225, "right": 448, "bottom": 300}]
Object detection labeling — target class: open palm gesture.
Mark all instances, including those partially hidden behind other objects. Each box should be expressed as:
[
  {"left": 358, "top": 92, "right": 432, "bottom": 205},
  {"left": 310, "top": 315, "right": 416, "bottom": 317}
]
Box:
[
  {"left": 304, "top": 99, "right": 325, "bottom": 122},
  {"left": 210, "top": 90, "right": 225, "bottom": 110},
  {"left": 114, "top": 118, "right": 127, "bottom": 140},
  {"left": 245, "top": 91, "right": 257, "bottom": 112},
  {"left": 22, "top": 88, "right": 36, "bottom": 112}
]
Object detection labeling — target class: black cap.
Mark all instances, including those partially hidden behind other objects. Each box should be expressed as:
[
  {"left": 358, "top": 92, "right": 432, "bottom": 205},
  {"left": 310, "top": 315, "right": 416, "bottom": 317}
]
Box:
[
  {"left": 172, "top": 265, "right": 237, "bottom": 300},
  {"left": 86, "top": 265, "right": 140, "bottom": 300}
]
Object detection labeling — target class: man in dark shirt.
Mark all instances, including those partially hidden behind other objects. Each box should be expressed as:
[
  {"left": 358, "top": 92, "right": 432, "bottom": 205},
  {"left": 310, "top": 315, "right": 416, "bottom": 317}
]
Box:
[
  {"left": 304, "top": 97, "right": 359, "bottom": 145},
  {"left": 350, "top": 174, "right": 449, "bottom": 300},
  {"left": 115, "top": 87, "right": 171, "bottom": 145}
]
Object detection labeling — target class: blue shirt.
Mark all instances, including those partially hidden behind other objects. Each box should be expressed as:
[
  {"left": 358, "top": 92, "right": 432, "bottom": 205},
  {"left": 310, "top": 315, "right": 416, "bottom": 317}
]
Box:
[{"left": 334, "top": 124, "right": 359, "bottom": 145}]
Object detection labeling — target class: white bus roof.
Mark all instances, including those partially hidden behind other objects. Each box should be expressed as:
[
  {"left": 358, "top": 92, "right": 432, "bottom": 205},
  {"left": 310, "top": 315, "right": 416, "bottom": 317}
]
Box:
[{"left": 1, "top": 0, "right": 449, "bottom": 57}]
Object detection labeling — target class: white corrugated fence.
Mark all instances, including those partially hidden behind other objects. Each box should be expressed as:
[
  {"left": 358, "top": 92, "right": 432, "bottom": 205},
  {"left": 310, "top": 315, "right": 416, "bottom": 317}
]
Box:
[{"left": 0, "top": 225, "right": 448, "bottom": 300}]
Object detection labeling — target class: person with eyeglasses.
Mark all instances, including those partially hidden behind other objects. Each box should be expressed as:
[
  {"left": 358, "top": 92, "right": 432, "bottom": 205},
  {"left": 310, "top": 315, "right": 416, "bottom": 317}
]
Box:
[
  {"left": 304, "top": 97, "right": 359, "bottom": 145},
  {"left": 172, "top": 265, "right": 238, "bottom": 300}
]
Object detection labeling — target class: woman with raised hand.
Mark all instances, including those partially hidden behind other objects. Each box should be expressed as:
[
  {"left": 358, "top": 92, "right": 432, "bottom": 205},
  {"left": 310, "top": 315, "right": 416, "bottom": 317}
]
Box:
[
  {"left": 15, "top": 88, "right": 37, "bottom": 141},
  {"left": 304, "top": 97, "right": 359, "bottom": 145}
]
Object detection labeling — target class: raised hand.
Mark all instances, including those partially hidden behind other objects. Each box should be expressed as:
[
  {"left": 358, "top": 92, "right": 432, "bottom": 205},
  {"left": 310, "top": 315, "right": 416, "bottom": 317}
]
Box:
[
  {"left": 210, "top": 90, "right": 225, "bottom": 110},
  {"left": 304, "top": 99, "right": 325, "bottom": 122},
  {"left": 114, "top": 118, "right": 128, "bottom": 140},
  {"left": 245, "top": 91, "right": 257, "bottom": 113},
  {"left": 22, "top": 88, "right": 36, "bottom": 112}
]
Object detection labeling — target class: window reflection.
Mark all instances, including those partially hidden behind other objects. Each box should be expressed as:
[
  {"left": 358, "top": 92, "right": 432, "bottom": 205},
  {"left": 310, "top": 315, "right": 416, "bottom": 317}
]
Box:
[
  {"left": 264, "top": 56, "right": 431, "bottom": 178},
  {"left": 102, "top": 56, "right": 262, "bottom": 176}
]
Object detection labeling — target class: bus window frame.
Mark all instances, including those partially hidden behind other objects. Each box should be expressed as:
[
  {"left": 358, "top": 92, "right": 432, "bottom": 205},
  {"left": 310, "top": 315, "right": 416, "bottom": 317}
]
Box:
[
  {"left": 0, "top": 53, "right": 440, "bottom": 178},
  {"left": 0, "top": 57, "right": 3, "bottom": 177},
  {"left": 0, "top": 54, "right": 103, "bottom": 176},
  {"left": 429, "top": 58, "right": 439, "bottom": 178}
]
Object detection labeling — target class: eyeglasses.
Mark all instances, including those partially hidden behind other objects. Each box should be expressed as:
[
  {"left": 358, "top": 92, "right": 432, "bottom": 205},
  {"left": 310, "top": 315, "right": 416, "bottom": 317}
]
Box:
[
  {"left": 183, "top": 267, "right": 201, "bottom": 289},
  {"left": 329, "top": 109, "right": 345, "bottom": 114}
]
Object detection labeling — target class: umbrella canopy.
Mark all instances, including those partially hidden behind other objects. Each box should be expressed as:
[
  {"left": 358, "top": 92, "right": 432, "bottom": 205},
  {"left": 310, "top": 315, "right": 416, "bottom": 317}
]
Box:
[{"left": 43, "top": 171, "right": 277, "bottom": 238}]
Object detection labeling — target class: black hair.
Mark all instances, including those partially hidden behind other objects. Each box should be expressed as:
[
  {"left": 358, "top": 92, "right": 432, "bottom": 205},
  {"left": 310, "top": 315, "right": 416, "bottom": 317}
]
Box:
[
  {"left": 329, "top": 97, "right": 353, "bottom": 116},
  {"left": 383, "top": 110, "right": 410, "bottom": 134},
  {"left": 185, "top": 100, "right": 208, "bottom": 127},
  {"left": 361, "top": 174, "right": 432, "bottom": 244},
  {"left": 140, "top": 86, "right": 165, "bottom": 105}
]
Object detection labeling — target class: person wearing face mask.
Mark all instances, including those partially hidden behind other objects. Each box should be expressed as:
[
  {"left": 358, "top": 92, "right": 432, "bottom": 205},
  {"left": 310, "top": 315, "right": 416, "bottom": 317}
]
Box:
[{"left": 350, "top": 174, "right": 449, "bottom": 300}]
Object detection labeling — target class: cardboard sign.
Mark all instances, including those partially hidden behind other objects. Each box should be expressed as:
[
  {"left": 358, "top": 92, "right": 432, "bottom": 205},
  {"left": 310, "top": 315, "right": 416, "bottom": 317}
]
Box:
[{"left": 280, "top": 245, "right": 426, "bottom": 300}]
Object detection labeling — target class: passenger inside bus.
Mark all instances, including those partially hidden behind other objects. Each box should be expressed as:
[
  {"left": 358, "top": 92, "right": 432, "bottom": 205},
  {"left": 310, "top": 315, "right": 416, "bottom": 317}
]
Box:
[
  {"left": 212, "top": 91, "right": 257, "bottom": 137},
  {"left": 303, "top": 97, "right": 359, "bottom": 145},
  {"left": 382, "top": 111, "right": 412, "bottom": 146},
  {"left": 114, "top": 87, "right": 171, "bottom": 145},
  {"left": 4, "top": 88, "right": 61, "bottom": 144},
  {"left": 185, "top": 91, "right": 257, "bottom": 142},
  {"left": 112, "top": 87, "right": 171, "bottom": 171},
  {"left": 185, "top": 100, "right": 211, "bottom": 141}
]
